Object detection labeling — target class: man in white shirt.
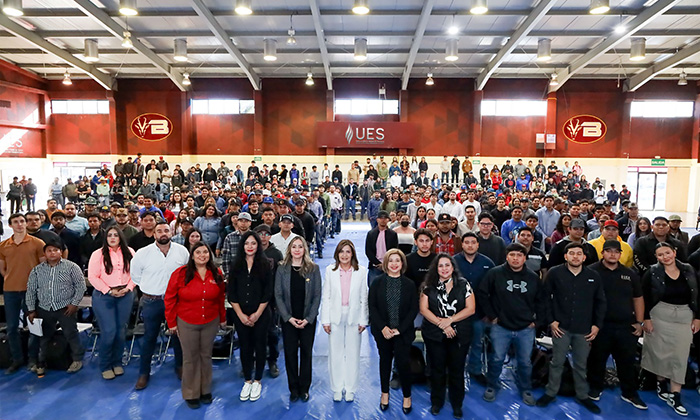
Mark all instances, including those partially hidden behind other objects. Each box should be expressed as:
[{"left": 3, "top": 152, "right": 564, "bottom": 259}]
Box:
[
  {"left": 462, "top": 190, "right": 482, "bottom": 216},
  {"left": 424, "top": 193, "right": 443, "bottom": 214},
  {"left": 441, "top": 191, "right": 464, "bottom": 221},
  {"left": 270, "top": 214, "right": 299, "bottom": 255},
  {"left": 130, "top": 221, "right": 190, "bottom": 391},
  {"left": 329, "top": 185, "right": 344, "bottom": 237},
  {"left": 457, "top": 204, "right": 481, "bottom": 237}
]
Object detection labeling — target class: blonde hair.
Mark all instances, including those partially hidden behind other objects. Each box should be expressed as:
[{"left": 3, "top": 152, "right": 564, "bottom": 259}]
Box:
[
  {"left": 381, "top": 248, "right": 407, "bottom": 275},
  {"left": 282, "top": 236, "right": 315, "bottom": 276}
]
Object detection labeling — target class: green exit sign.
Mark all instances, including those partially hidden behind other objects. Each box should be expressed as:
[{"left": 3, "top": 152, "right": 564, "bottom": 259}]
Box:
[
  {"left": 254, "top": 156, "right": 262, "bottom": 161},
  {"left": 651, "top": 158, "right": 665, "bottom": 166},
  {"left": 473, "top": 159, "right": 481, "bottom": 165}
]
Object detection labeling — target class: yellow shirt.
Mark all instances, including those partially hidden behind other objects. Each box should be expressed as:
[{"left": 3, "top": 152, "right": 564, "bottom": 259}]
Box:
[{"left": 589, "top": 235, "right": 634, "bottom": 268}]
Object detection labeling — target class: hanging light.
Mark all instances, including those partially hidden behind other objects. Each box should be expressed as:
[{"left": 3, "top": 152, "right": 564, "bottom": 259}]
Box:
[
  {"left": 549, "top": 73, "right": 559, "bottom": 86},
  {"left": 445, "top": 38, "right": 458, "bottom": 62},
  {"left": 263, "top": 39, "right": 277, "bottom": 61},
  {"left": 426, "top": 73, "right": 434, "bottom": 86},
  {"left": 122, "top": 31, "right": 133, "bottom": 49},
  {"left": 305, "top": 72, "right": 314, "bottom": 86},
  {"left": 235, "top": 0, "right": 252, "bottom": 15},
  {"left": 678, "top": 70, "right": 688, "bottom": 86},
  {"left": 62, "top": 71, "right": 72, "bottom": 86},
  {"left": 589, "top": 0, "right": 609, "bottom": 15},
  {"left": 182, "top": 72, "right": 191, "bottom": 86},
  {"left": 84, "top": 39, "right": 99, "bottom": 62},
  {"left": 354, "top": 37, "right": 368, "bottom": 61},
  {"left": 119, "top": 0, "right": 138, "bottom": 16},
  {"left": 630, "top": 38, "right": 646, "bottom": 61},
  {"left": 173, "top": 38, "right": 188, "bottom": 62},
  {"left": 352, "top": 0, "right": 370, "bottom": 15},
  {"left": 537, "top": 38, "right": 552, "bottom": 62},
  {"left": 470, "top": 0, "right": 488, "bottom": 15},
  {"left": 287, "top": 15, "right": 297, "bottom": 45},
  {"left": 3, "top": 0, "right": 23, "bottom": 16}
]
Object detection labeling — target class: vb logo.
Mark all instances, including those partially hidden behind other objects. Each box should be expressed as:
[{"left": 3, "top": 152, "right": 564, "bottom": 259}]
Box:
[{"left": 131, "top": 113, "right": 172, "bottom": 142}]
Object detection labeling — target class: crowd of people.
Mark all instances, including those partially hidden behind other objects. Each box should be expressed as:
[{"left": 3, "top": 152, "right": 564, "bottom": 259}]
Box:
[{"left": 1, "top": 153, "right": 699, "bottom": 418}]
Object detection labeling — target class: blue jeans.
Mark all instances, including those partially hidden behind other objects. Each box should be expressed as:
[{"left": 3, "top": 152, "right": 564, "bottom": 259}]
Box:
[
  {"left": 486, "top": 324, "right": 535, "bottom": 391},
  {"left": 314, "top": 223, "right": 323, "bottom": 254},
  {"left": 368, "top": 266, "right": 383, "bottom": 287},
  {"left": 360, "top": 200, "right": 368, "bottom": 219},
  {"left": 330, "top": 209, "right": 341, "bottom": 235},
  {"left": 467, "top": 318, "right": 488, "bottom": 376},
  {"left": 139, "top": 297, "right": 182, "bottom": 375},
  {"left": 92, "top": 290, "right": 135, "bottom": 372},
  {"left": 441, "top": 172, "right": 449, "bottom": 184},
  {"left": 344, "top": 199, "right": 356, "bottom": 220},
  {"left": 3, "top": 291, "right": 39, "bottom": 364}
]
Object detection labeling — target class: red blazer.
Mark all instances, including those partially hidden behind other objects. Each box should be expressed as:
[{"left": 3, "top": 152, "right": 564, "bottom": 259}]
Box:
[{"left": 165, "top": 266, "right": 226, "bottom": 328}]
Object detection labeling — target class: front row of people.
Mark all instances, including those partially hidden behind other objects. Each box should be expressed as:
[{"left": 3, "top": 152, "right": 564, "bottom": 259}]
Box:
[{"left": 21, "top": 216, "right": 699, "bottom": 417}]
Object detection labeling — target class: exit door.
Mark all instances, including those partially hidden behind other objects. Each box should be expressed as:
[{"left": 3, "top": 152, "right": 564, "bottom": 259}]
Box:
[{"left": 626, "top": 167, "right": 667, "bottom": 211}]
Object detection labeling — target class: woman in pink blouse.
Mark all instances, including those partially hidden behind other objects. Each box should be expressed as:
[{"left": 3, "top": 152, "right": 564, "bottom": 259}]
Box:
[{"left": 87, "top": 226, "right": 136, "bottom": 380}]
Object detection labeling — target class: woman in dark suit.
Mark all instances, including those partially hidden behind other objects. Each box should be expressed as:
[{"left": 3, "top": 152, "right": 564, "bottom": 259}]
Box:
[
  {"left": 369, "top": 248, "right": 418, "bottom": 414},
  {"left": 274, "top": 236, "right": 322, "bottom": 403}
]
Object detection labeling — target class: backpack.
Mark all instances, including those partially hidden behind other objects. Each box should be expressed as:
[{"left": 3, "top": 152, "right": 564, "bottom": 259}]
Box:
[
  {"left": 44, "top": 331, "right": 73, "bottom": 371},
  {"left": 409, "top": 345, "right": 426, "bottom": 384}
]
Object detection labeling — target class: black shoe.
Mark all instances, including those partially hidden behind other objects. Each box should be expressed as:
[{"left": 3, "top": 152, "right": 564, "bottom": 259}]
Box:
[
  {"left": 390, "top": 375, "right": 401, "bottom": 390},
  {"left": 469, "top": 373, "right": 488, "bottom": 387},
  {"left": 185, "top": 399, "right": 201, "bottom": 409},
  {"left": 667, "top": 392, "right": 688, "bottom": 416},
  {"left": 300, "top": 392, "right": 310, "bottom": 402},
  {"left": 402, "top": 405, "right": 412, "bottom": 415},
  {"left": 453, "top": 407, "right": 463, "bottom": 419},
  {"left": 289, "top": 392, "right": 299, "bottom": 403},
  {"left": 621, "top": 394, "right": 648, "bottom": 410},
  {"left": 657, "top": 380, "right": 670, "bottom": 401},
  {"left": 4, "top": 361, "right": 23, "bottom": 375},
  {"left": 200, "top": 394, "right": 213, "bottom": 404},
  {"left": 380, "top": 402, "right": 389, "bottom": 411},
  {"left": 317, "top": 253, "right": 323, "bottom": 259},
  {"left": 269, "top": 362, "right": 280, "bottom": 378},
  {"left": 430, "top": 405, "right": 441, "bottom": 415},
  {"left": 536, "top": 394, "right": 556, "bottom": 407},
  {"left": 588, "top": 389, "right": 602, "bottom": 401},
  {"left": 576, "top": 398, "right": 601, "bottom": 414}
]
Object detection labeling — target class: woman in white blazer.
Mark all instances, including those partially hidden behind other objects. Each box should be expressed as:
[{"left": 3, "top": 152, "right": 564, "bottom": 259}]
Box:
[{"left": 321, "top": 239, "right": 369, "bottom": 403}]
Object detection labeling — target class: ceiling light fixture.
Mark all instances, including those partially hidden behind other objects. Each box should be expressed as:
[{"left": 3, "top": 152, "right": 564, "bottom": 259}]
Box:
[
  {"left": 354, "top": 37, "right": 368, "bottom": 61},
  {"left": 678, "top": 70, "right": 688, "bottom": 86},
  {"left": 3, "top": 0, "right": 23, "bottom": 16},
  {"left": 549, "top": 73, "right": 559, "bottom": 86},
  {"left": 630, "top": 38, "right": 646, "bottom": 61},
  {"left": 589, "top": 0, "right": 610, "bottom": 15},
  {"left": 122, "top": 31, "right": 133, "bottom": 49},
  {"left": 445, "top": 38, "right": 458, "bottom": 62},
  {"left": 119, "top": 0, "right": 138, "bottom": 16},
  {"left": 352, "top": 0, "right": 370, "bottom": 15},
  {"left": 426, "top": 73, "right": 434, "bottom": 86},
  {"left": 173, "top": 38, "right": 187, "bottom": 62},
  {"left": 287, "top": 15, "right": 297, "bottom": 45},
  {"left": 182, "top": 72, "right": 191, "bottom": 86},
  {"left": 470, "top": 0, "right": 488, "bottom": 15},
  {"left": 263, "top": 38, "right": 277, "bottom": 61},
  {"left": 235, "top": 0, "right": 252, "bottom": 15},
  {"left": 62, "top": 71, "right": 72, "bottom": 86},
  {"left": 306, "top": 72, "right": 314, "bottom": 86},
  {"left": 537, "top": 38, "right": 552, "bottom": 62},
  {"left": 84, "top": 39, "right": 99, "bottom": 62}
]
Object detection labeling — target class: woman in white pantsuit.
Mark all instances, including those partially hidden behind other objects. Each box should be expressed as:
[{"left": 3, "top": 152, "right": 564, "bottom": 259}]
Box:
[{"left": 321, "top": 239, "right": 369, "bottom": 403}]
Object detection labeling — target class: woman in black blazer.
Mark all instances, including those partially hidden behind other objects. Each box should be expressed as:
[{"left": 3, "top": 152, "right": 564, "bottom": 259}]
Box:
[{"left": 369, "top": 248, "right": 418, "bottom": 414}]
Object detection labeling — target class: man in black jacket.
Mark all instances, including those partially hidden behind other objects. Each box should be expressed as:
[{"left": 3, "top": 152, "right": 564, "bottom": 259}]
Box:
[
  {"left": 537, "top": 242, "right": 606, "bottom": 414},
  {"left": 548, "top": 218, "right": 598, "bottom": 267},
  {"left": 633, "top": 216, "right": 686, "bottom": 274},
  {"left": 344, "top": 179, "right": 359, "bottom": 221},
  {"left": 293, "top": 198, "right": 316, "bottom": 246},
  {"left": 479, "top": 243, "right": 546, "bottom": 406},
  {"left": 365, "top": 210, "right": 398, "bottom": 284}
]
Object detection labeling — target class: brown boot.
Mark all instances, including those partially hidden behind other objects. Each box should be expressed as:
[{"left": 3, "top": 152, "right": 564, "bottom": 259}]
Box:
[{"left": 135, "top": 374, "right": 149, "bottom": 391}]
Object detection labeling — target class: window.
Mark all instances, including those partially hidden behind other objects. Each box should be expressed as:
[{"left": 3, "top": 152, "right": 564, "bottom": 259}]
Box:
[
  {"left": 51, "top": 100, "right": 109, "bottom": 115},
  {"left": 335, "top": 99, "right": 400, "bottom": 115},
  {"left": 630, "top": 101, "right": 694, "bottom": 118},
  {"left": 481, "top": 100, "right": 547, "bottom": 117},
  {"left": 191, "top": 99, "right": 255, "bottom": 115}
]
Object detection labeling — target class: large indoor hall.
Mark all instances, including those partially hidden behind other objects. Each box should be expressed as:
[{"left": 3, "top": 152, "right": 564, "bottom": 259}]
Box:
[{"left": 1, "top": 1, "right": 700, "bottom": 420}]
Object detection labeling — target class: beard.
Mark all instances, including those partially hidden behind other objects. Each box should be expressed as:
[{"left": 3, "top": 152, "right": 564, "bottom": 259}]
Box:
[{"left": 156, "top": 236, "right": 171, "bottom": 245}]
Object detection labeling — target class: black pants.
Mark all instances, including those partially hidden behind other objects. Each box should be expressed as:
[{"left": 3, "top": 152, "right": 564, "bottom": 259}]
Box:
[
  {"left": 587, "top": 324, "right": 638, "bottom": 397},
  {"left": 425, "top": 337, "right": 469, "bottom": 409},
  {"left": 281, "top": 321, "right": 316, "bottom": 395},
  {"left": 375, "top": 334, "right": 412, "bottom": 397},
  {"left": 37, "top": 307, "right": 84, "bottom": 364},
  {"left": 267, "top": 307, "right": 280, "bottom": 365},
  {"left": 233, "top": 310, "right": 270, "bottom": 381},
  {"left": 9, "top": 197, "right": 22, "bottom": 214},
  {"left": 451, "top": 170, "right": 459, "bottom": 184}
]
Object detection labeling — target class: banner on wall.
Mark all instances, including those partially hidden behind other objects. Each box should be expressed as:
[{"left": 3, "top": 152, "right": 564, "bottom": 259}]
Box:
[
  {"left": 0, "top": 130, "right": 43, "bottom": 157},
  {"left": 316, "top": 122, "right": 420, "bottom": 149},
  {"left": 562, "top": 115, "right": 607, "bottom": 144},
  {"left": 131, "top": 113, "right": 173, "bottom": 142}
]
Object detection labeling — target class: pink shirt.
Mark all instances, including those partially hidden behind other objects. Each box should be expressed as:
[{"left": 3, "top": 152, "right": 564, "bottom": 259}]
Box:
[
  {"left": 376, "top": 229, "right": 387, "bottom": 263},
  {"left": 339, "top": 267, "right": 353, "bottom": 307},
  {"left": 87, "top": 247, "right": 137, "bottom": 294}
]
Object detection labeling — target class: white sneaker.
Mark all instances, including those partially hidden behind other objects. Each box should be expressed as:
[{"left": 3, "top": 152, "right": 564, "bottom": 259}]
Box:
[
  {"left": 240, "top": 382, "right": 252, "bottom": 401},
  {"left": 345, "top": 392, "right": 355, "bottom": 402},
  {"left": 333, "top": 392, "right": 343, "bottom": 402},
  {"left": 250, "top": 382, "right": 262, "bottom": 402}
]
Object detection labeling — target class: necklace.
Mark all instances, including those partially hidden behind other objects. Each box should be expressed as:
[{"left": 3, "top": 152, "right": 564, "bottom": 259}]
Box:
[{"left": 292, "top": 266, "right": 302, "bottom": 272}]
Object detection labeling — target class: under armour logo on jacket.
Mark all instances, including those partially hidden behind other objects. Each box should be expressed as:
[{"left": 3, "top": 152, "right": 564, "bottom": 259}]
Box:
[{"left": 507, "top": 280, "right": 528, "bottom": 293}]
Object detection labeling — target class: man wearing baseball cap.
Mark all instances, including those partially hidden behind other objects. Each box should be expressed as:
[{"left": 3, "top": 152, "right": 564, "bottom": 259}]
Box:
[
  {"left": 365, "top": 210, "right": 398, "bottom": 284},
  {"left": 270, "top": 214, "right": 299, "bottom": 256},
  {"left": 668, "top": 214, "right": 689, "bottom": 246},
  {"left": 588, "top": 220, "right": 634, "bottom": 268},
  {"left": 587, "top": 240, "right": 646, "bottom": 410},
  {"left": 548, "top": 218, "right": 599, "bottom": 267},
  {"left": 435, "top": 213, "right": 461, "bottom": 256}
]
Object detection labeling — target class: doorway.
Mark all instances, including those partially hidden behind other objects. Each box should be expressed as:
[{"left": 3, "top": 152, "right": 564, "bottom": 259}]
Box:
[{"left": 626, "top": 167, "right": 667, "bottom": 211}]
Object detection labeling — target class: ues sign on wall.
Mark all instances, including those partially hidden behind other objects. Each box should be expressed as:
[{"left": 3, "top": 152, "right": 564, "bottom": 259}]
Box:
[
  {"left": 131, "top": 113, "right": 173, "bottom": 142},
  {"left": 562, "top": 115, "right": 607, "bottom": 144},
  {"left": 316, "top": 122, "right": 419, "bottom": 149}
]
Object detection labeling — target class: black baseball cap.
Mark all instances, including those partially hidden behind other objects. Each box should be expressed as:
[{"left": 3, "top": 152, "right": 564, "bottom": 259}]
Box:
[
  {"left": 437, "top": 213, "right": 452, "bottom": 223},
  {"left": 377, "top": 210, "right": 390, "bottom": 219},
  {"left": 602, "top": 240, "right": 622, "bottom": 252},
  {"left": 280, "top": 214, "right": 294, "bottom": 223}
]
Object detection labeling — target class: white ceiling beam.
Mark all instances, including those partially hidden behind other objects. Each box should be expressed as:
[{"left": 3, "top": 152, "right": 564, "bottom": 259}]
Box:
[
  {"left": 309, "top": 0, "right": 333, "bottom": 90},
  {"left": 550, "top": 0, "right": 683, "bottom": 92},
  {"left": 0, "top": 14, "right": 114, "bottom": 90},
  {"left": 71, "top": 0, "right": 188, "bottom": 91},
  {"left": 401, "top": 0, "right": 435, "bottom": 90},
  {"left": 476, "top": 0, "right": 557, "bottom": 90},
  {"left": 189, "top": 0, "right": 261, "bottom": 90},
  {"left": 625, "top": 40, "right": 700, "bottom": 91}
]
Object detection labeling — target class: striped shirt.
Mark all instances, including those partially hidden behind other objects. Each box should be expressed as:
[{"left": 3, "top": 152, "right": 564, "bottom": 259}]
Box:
[{"left": 26, "top": 259, "right": 86, "bottom": 312}]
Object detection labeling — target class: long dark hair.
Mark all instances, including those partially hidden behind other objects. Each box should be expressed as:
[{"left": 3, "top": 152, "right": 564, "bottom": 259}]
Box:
[
  {"left": 101, "top": 226, "right": 132, "bottom": 275},
  {"left": 231, "top": 231, "right": 271, "bottom": 279},
  {"left": 421, "top": 253, "right": 460, "bottom": 293},
  {"left": 635, "top": 217, "right": 652, "bottom": 238},
  {"left": 184, "top": 242, "right": 223, "bottom": 285},
  {"left": 555, "top": 213, "right": 571, "bottom": 235},
  {"left": 185, "top": 228, "right": 202, "bottom": 250},
  {"left": 332, "top": 239, "right": 359, "bottom": 271}
]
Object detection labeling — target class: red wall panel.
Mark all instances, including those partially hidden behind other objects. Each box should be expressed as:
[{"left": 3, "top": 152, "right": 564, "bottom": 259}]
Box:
[
  {"left": 192, "top": 114, "right": 254, "bottom": 155},
  {"left": 0, "top": 68, "right": 45, "bottom": 158},
  {"left": 629, "top": 118, "right": 693, "bottom": 158},
  {"left": 481, "top": 116, "right": 545, "bottom": 157},
  {"left": 49, "top": 114, "right": 112, "bottom": 154}
]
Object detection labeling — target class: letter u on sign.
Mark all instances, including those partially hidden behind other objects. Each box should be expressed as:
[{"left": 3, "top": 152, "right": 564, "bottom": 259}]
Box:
[{"left": 131, "top": 113, "right": 173, "bottom": 142}]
